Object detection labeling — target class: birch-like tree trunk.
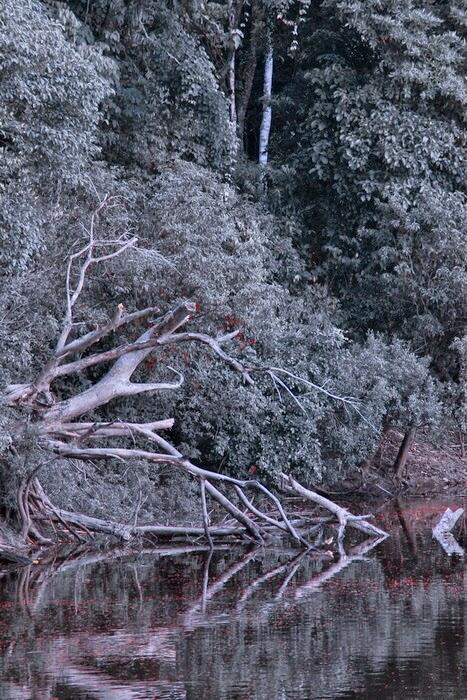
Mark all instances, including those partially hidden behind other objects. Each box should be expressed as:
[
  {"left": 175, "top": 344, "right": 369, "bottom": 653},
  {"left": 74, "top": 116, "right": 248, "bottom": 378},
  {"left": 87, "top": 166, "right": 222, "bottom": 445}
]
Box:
[
  {"left": 258, "top": 36, "right": 273, "bottom": 166},
  {"left": 227, "top": 0, "right": 239, "bottom": 124}
]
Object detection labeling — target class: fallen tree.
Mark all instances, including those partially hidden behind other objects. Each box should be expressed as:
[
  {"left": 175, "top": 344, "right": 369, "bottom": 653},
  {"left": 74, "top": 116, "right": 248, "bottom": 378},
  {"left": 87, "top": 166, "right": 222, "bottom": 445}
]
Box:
[{"left": 2, "top": 198, "right": 388, "bottom": 555}]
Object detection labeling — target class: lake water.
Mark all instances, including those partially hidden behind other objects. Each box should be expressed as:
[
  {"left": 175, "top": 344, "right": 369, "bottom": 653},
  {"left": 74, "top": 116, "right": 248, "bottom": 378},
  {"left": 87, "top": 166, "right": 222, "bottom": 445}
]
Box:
[{"left": 0, "top": 498, "right": 465, "bottom": 699}]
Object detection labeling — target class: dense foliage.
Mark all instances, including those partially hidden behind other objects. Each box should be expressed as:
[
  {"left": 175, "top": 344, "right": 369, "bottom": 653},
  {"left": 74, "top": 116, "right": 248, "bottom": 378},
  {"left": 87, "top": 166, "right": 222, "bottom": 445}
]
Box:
[
  {"left": 0, "top": 0, "right": 464, "bottom": 522},
  {"left": 272, "top": 1, "right": 466, "bottom": 362}
]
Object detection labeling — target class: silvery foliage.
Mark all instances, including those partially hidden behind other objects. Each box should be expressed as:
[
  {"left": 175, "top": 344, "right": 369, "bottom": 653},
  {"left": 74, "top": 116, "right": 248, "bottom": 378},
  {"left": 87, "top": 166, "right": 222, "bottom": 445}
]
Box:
[
  {"left": 95, "top": 0, "right": 236, "bottom": 172},
  {"left": 0, "top": 0, "right": 116, "bottom": 276}
]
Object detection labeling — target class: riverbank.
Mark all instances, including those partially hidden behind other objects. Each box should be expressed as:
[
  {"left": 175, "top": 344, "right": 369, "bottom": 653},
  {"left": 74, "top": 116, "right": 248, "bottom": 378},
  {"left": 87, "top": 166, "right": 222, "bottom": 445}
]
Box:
[
  {"left": 2, "top": 428, "right": 465, "bottom": 566},
  {"left": 361, "top": 429, "right": 466, "bottom": 500}
]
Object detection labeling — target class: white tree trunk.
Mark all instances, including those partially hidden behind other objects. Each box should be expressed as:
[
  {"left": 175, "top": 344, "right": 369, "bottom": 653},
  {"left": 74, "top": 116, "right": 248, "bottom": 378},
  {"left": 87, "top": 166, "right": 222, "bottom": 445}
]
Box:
[
  {"left": 258, "top": 42, "right": 273, "bottom": 165},
  {"left": 227, "top": 0, "right": 238, "bottom": 124}
]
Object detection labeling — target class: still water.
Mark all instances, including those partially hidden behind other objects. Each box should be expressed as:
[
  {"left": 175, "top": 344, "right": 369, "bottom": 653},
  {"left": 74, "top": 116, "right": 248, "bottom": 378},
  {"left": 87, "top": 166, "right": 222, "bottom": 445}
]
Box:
[{"left": 0, "top": 499, "right": 465, "bottom": 700}]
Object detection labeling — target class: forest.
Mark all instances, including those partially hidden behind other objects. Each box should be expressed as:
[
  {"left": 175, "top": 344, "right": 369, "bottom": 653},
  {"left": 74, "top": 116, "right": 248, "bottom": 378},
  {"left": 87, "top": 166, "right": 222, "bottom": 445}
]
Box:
[{"left": 0, "top": 0, "right": 466, "bottom": 553}]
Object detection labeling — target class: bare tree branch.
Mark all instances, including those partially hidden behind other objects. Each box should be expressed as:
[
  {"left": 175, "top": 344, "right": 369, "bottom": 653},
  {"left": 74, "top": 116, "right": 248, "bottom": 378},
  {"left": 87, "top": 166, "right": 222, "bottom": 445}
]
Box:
[
  {"left": 280, "top": 473, "right": 388, "bottom": 541},
  {"left": 56, "top": 195, "right": 137, "bottom": 353},
  {"left": 57, "top": 306, "right": 160, "bottom": 359},
  {"left": 45, "top": 419, "right": 175, "bottom": 440},
  {"left": 159, "top": 330, "right": 255, "bottom": 385}
]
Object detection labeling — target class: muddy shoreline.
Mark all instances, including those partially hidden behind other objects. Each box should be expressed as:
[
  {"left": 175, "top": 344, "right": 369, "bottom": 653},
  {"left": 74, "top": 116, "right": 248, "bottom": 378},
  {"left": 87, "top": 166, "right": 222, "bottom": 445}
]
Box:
[{"left": 355, "top": 429, "right": 466, "bottom": 501}]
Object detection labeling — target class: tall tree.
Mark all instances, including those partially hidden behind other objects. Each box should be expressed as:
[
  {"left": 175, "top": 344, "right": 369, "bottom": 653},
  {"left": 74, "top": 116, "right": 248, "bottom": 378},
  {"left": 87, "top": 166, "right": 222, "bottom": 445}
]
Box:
[{"left": 258, "top": 34, "right": 274, "bottom": 165}]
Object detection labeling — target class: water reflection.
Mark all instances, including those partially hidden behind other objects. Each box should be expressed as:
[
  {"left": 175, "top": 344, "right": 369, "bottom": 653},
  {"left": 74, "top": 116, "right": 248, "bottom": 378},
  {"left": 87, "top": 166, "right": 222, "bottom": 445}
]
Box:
[{"left": 0, "top": 499, "right": 465, "bottom": 699}]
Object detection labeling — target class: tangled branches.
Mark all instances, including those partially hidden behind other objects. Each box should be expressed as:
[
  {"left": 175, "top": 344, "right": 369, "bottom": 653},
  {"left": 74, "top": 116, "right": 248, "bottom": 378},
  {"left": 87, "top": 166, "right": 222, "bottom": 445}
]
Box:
[{"left": 2, "top": 199, "right": 388, "bottom": 556}]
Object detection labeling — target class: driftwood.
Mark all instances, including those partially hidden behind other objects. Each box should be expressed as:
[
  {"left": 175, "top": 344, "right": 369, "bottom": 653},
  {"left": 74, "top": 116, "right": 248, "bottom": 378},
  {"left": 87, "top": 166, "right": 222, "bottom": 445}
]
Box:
[
  {"left": 432, "top": 508, "right": 464, "bottom": 557},
  {"left": 2, "top": 198, "right": 388, "bottom": 557}
]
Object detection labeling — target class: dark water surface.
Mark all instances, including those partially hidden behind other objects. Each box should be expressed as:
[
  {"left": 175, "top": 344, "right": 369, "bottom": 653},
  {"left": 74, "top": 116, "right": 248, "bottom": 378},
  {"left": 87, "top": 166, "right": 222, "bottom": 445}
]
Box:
[{"left": 0, "top": 499, "right": 465, "bottom": 699}]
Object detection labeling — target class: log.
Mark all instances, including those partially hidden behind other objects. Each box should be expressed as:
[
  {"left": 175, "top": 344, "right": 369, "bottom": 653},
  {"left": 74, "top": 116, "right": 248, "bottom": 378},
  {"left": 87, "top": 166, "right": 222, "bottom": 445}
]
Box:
[
  {"left": 35, "top": 508, "right": 245, "bottom": 540},
  {"left": 432, "top": 508, "right": 464, "bottom": 557}
]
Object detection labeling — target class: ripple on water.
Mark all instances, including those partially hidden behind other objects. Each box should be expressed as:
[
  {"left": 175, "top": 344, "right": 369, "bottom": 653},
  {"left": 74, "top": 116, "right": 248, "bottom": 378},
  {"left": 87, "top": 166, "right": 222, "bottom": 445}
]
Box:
[{"left": 0, "top": 497, "right": 465, "bottom": 700}]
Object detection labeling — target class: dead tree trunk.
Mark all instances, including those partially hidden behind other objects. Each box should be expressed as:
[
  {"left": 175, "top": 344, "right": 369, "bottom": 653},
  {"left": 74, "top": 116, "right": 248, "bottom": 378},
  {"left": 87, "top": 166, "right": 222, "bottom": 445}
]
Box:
[
  {"left": 1, "top": 197, "right": 388, "bottom": 555},
  {"left": 394, "top": 428, "right": 416, "bottom": 478}
]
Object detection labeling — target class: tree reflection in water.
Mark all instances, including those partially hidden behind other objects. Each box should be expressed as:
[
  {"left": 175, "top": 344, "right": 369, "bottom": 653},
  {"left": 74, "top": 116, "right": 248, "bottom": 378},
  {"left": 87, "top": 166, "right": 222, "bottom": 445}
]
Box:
[{"left": 0, "top": 499, "right": 465, "bottom": 700}]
